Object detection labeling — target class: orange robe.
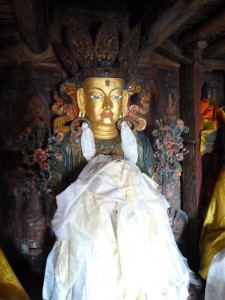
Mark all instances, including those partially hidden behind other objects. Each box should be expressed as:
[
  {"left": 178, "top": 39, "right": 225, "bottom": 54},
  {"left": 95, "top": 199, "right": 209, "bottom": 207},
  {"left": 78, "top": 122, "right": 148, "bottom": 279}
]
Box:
[{"left": 200, "top": 99, "right": 225, "bottom": 154}]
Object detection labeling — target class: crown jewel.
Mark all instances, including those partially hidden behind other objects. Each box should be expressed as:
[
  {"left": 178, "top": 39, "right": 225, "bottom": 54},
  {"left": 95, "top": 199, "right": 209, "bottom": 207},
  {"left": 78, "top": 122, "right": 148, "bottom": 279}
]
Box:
[{"left": 54, "top": 16, "right": 141, "bottom": 86}]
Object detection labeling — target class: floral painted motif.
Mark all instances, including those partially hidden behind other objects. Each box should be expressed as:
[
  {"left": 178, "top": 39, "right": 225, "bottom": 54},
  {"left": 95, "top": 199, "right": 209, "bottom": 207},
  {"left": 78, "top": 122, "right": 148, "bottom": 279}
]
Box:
[
  {"left": 33, "top": 148, "right": 48, "bottom": 164},
  {"left": 152, "top": 119, "right": 189, "bottom": 184}
]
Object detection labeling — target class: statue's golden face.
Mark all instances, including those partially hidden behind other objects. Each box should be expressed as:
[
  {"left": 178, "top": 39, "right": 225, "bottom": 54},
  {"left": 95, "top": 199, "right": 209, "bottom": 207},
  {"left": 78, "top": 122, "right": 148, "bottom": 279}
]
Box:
[{"left": 77, "top": 77, "right": 128, "bottom": 126}]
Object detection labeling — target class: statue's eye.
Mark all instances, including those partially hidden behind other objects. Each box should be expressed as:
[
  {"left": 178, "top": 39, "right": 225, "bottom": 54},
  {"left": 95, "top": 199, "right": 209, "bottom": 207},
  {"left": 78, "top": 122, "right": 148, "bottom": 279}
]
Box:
[
  {"left": 111, "top": 95, "right": 122, "bottom": 100},
  {"left": 90, "top": 95, "right": 103, "bottom": 100}
]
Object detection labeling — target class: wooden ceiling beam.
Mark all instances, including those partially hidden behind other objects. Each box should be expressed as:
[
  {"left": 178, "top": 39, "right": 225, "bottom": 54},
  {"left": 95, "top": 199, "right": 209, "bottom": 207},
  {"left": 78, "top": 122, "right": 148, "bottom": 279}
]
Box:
[
  {"left": 179, "top": 8, "right": 225, "bottom": 48},
  {"left": 156, "top": 39, "right": 193, "bottom": 64},
  {"left": 202, "top": 35, "right": 225, "bottom": 59},
  {"left": 12, "top": 0, "right": 53, "bottom": 53},
  {"left": 141, "top": 0, "right": 220, "bottom": 57}
]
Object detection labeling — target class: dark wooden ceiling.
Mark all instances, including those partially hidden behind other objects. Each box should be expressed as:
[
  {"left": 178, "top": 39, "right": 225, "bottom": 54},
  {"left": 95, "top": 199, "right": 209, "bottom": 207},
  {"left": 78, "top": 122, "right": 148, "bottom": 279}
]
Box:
[{"left": 1, "top": 0, "right": 225, "bottom": 64}]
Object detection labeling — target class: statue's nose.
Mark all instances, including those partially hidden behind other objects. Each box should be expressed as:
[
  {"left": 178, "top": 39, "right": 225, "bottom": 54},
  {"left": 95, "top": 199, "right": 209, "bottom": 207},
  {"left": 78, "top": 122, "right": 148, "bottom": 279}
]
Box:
[{"left": 102, "top": 94, "right": 112, "bottom": 109}]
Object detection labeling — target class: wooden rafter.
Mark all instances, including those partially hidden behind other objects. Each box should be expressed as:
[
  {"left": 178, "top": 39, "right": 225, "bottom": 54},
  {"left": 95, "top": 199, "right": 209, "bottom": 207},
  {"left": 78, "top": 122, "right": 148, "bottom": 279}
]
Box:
[
  {"left": 141, "top": 0, "right": 223, "bottom": 57},
  {"left": 12, "top": 0, "right": 52, "bottom": 53},
  {"left": 156, "top": 39, "right": 193, "bottom": 64},
  {"left": 179, "top": 8, "right": 225, "bottom": 47}
]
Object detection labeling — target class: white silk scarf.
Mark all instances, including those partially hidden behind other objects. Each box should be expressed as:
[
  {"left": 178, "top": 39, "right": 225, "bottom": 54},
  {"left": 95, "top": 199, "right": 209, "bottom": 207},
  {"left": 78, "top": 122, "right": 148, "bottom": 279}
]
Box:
[
  {"left": 80, "top": 121, "right": 138, "bottom": 163},
  {"left": 43, "top": 155, "right": 189, "bottom": 300}
]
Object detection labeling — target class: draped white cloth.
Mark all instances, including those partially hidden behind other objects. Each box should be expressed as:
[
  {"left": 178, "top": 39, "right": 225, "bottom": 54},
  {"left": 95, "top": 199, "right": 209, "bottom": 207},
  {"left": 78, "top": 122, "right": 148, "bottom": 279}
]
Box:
[
  {"left": 120, "top": 121, "right": 138, "bottom": 164},
  {"left": 43, "top": 154, "right": 190, "bottom": 300},
  {"left": 81, "top": 122, "right": 96, "bottom": 161},
  {"left": 204, "top": 248, "right": 225, "bottom": 300}
]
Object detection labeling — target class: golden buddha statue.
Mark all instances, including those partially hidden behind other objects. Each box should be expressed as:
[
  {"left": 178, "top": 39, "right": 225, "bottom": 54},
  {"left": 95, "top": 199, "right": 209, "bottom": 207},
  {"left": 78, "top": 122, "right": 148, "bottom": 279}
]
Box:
[{"left": 41, "top": 16, "right": 191, "bottom": 300}]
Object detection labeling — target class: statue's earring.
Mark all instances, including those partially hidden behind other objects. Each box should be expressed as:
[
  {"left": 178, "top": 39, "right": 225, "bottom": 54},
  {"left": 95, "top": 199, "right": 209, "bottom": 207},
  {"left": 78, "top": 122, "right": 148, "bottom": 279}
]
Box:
[
  {"left": 117, "top": 116, "right": 137, "bottom": 134},
  {"left": 119, "top": 90, "right": 129, "bottom": 118},
  {"left": 119, "top": 104, "right": 127, "bottom": 118},
  {"left": 119, "top": 111, "right": 125, "bottom": 118},
  {"left": 78, "top": 110, "right": 85, "bottom": 117}
]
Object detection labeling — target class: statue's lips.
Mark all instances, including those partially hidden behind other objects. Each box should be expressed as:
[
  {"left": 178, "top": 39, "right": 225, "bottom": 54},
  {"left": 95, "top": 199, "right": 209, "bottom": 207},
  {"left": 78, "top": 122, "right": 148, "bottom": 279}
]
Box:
[{"left": 100, "top": 111, "right": 113, "bottom": 118}]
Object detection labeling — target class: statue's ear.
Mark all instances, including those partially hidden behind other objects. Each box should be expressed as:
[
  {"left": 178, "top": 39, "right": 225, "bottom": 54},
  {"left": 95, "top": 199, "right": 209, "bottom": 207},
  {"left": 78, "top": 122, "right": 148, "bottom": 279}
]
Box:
[
  {"left": 121, "top": 90, "right": 129, "bottom": 117},
  {"left": 77, "top": 88, "right": 85, "bottom": 116}
]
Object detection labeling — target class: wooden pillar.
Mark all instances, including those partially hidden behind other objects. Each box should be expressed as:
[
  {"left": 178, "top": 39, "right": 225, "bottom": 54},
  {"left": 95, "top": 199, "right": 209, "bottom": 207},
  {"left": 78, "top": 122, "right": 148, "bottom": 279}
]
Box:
[
  {"left": 180, "top": 60, "right": 202, "bottom": 271},
  {"left": 180, "top": 61, "right": 202, "bottom": 217}
]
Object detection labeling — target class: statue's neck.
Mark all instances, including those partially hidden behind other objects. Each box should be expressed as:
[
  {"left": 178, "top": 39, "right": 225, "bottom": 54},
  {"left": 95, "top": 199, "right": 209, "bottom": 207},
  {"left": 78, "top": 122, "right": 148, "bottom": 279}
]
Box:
[
  {"left": 94, "top": 135, "right": 123, "bottom": 156},
  {"left": 92, "top": 123, "right": 118, "bottom": 140}
]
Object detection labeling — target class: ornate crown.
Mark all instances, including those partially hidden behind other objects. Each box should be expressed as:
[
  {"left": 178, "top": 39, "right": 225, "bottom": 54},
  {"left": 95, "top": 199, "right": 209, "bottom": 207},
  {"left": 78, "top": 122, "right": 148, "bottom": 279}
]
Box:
[{"left": 53, "top": 16, "right": 141, "bottom": 86}]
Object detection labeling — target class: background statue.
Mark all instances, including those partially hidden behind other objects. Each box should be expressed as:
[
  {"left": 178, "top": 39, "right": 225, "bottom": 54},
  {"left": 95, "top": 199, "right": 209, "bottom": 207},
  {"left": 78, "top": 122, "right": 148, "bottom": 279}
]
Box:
[
  {"left": 200, "top": 81, "right": 225, "bottom": 155},
  {"left": 200, "top": 81, "right": 225, "bottom": 217}
]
